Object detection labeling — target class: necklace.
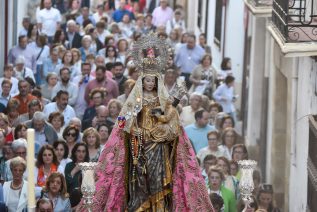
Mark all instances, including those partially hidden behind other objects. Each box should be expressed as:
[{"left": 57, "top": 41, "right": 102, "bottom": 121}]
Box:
[{"left": 11, "top": 181, "right": 23, "bottom": 190}]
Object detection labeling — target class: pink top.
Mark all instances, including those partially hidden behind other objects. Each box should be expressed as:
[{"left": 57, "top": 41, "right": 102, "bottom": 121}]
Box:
[
  {"left": 84, "top": 77, "right": 119, "bottom": 106},
  {"left": 152, "top": 6, "right": 174, "bottom": 27}
]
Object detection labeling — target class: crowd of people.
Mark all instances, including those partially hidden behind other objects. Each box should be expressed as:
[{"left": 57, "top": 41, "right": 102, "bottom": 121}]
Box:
[{"left": 0, "top": 0, "right": 281, "bottom": 211}]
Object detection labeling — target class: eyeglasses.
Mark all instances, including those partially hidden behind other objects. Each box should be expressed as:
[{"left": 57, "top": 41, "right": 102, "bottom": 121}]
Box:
[
  {"left": 16, "top": 151, "right": 26, "bottom": 156},
  {"left": 67, "top": 133, "right": 76, "bottom": 137}
]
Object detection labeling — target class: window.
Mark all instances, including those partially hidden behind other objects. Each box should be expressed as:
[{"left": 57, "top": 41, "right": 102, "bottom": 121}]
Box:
[{"left": 214, "top": 0, "right": 223, "bottom": 47}]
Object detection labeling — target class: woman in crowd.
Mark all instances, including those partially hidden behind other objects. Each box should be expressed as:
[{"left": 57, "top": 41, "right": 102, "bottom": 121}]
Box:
[
  {"left": 71, "top": 48, "right": 82, "bottom": 77},
  {"left": 179, "top": 92, "right": 203, "bottom": 126},
  {"left": 230, "top": 160, "right": 239, "bottom": 178},
  {"left": 56, "top": 50, "right": 75, "bottom": 80},
  {"left": 97, "top": 123, "right": 110, "bottom": 147},
  {"left": 208, "top": 167, "right": 237, "bottom": 212},
  {"left": 62, "top": 125, "right": 80, "bottom": 156},
  {"left": 232, "top": 144, "right": 248, "bottom": 162},
  {"left": 35, "top": 145, "right": 62, "bottom": 191},
  {"left": 14, "top": 123, "right": 27, "bottom": 140},
  {"left": 53, "top": 29, "right": 68, "bottom": 48},
  {"left": 217, "top": 156, "right": 239, "bottom": 199},
  {"left": 197, "top": 130, "right": 225, "bottom": 163},
  {"left": 6, "top": 98, "right": 21, "bottom": 127},
  {"left": 27, "top": 23, "right": 39, "bottom": 43},
  {"left": 257, "top": 184, "right": 280, "bottom": 212},
  {"left": 3, "top": 157, "right": 28, "bottom": 212},
  {"left": 189, "top": 54, "right": 217, "bottom": 97},
  {"left": 48, "top": 112, "right": 65, "bottom": 140},
  {"left": 64, "top": 143, "right": 89, "bottom": 195},
  {"left": 0, "top": 113, "right": 14, "bottom": 143},
  {"left": 42, "top": 47, "right": 62, "bottom": 79},
  {"left": 218, "top": 57, "right": 233, "bottom": 84},
  {"left": 79, "top": 35, "right": 96, "bottom": 62},
  {"left": 106, "top": 99, "right": 122, "bottom": 128},
  {"left": 117, "top": 38, "right": 129, "bottom": 64},
  {"left": 82, "top": 127, "right": 102, "bottom": 162},
  {"left": 167, "top": 28, "right": 181, "bottom": 49},
  {"left": 41, "top": 172, "right": 71, "bottom": 212},
  {"left": 117, "top": 79, "right": 135, "bottom": 104},
  {"left": 82, "top": 88, "right": 106, "bottom": 130},
  {"left": 53, "top": 140, "right": 72, "bottom": 175},
  {"left": 219, "top": 115, "right": 235, "bottom": 132},
  {"left": 219, "top": 127, "right": 238, "bottom": 160},
  {"left": 213, "top": 76, "right": 237, "bottom": 122},
  {"left": 104, "top": 45, "right": 120, "bottom": 64}
]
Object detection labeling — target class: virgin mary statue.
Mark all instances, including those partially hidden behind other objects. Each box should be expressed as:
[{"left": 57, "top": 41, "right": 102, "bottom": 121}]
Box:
[{"left": 78, "top": 34, "right": 214, "bottom": 211}]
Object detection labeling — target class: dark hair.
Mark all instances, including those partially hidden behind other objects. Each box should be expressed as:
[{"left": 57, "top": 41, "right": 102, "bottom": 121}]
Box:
[
  {"left": 71, "top": 143, "right": 90, "bottom": 163},
  {"left": 209, "top": 193, "right": 224, "bottom": 211},
  {"left": 187, "top": 33, "right": 196, "bottom": 40},
  {"left": 27, "top": 24, "right": 38, "bottom": 39},
  {"left": 104, "top": 35, "right": 114, "bottom": 46},
  {"left": 89, "top": 88, "right": 105, "bottom": 100},
  {"left": 217, "top": 156, "right": 231, "bottom": 174},
  {"left": 237, "top": 196, "right": 258, "bottom": 212},
  {"left": 14, "top": 123, "right": 27, "bottom": 139},
  {"left": 220, "top": 115, "right": 235, "bottom": 128},
  {"left": 62, "top": 125, "right": 80, "bottom": 141},
  {"left": 53, "top": 29, "right": 65, "bottom": 44},
  {"left": 221, "top": 127, "right": 238, "bottom": 146},
  {"left": 105, "top": 45, "right": 117, "bottom": 58},
  {"left": 48, "top": 111, "right": 65, "bottom": 127},
  {"left": 96, "top": 21, "right": 106, "bottom": 28},
  {"left": 95, "top": 65, "right": 106, "bottom": 73},
  {"left": 209, "top": 102, "right": 222, "bottom": 112},
  {"left": 221, "top": 57, "right": 231, "bottom": 70},
  {"left": 55, "top": 90, "right": 69, "bottom": 99},
  {"left": 36, "top": 198, "right": 53, "bottom": 210},
  {"left": 105, "top": 62, "right": 113, "bottom": 70},
  {"left": 113, "top": 61, "right": 124, "bottom": 68},
  {"left": 224, "top": 75, "right": 235, "bottom": 85},
  {"left": 194, "top": 109, "right": 206, "bottom": 121},
  {"left": 53, "top": 140, "right": 69, "bottom": 159},
  {"left": 24, "top": 77, "right": 35, "bottom": 89},
  {"left": 203, "top": 154, "right": 217, "bottom": 163},
  {"left": 36, "top": 144, "right": 59, "bottom": 168},
  {"left": 81, "top": 62, "right": 91, "bottom": 68},
  {"left": 59, "top": 67, "right": 71, "bottom": 76}
]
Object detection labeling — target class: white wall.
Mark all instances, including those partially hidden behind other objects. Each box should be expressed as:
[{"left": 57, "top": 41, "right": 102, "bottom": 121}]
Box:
[
  {"left": 207, "top": 0, "right": 245, "bottom": 83},
  {"left": 288, "top": 57, "right": 317, "bottom": 211}
]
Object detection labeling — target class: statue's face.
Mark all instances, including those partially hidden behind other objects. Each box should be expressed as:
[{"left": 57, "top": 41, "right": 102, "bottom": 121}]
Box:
[{"left": 143, "top": 75, "right": 156, "bottom": 92}]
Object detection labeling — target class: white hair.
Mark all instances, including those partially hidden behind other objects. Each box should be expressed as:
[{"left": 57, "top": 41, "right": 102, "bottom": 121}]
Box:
[
  {"left": 33, "top": 111, "right": 46, "bottom": 121},
  {"left": 11, "top": 138, "right": 27, "bottom": 151},
  {"left": 82, "top": 35, "right": 92, "bottom": 42},
  {"left": 67, "top": 19, "right": 76, "bottom": 27}
]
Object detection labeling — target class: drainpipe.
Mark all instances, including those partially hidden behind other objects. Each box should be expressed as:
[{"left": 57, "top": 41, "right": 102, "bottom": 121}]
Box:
[
  {"left": 222, "top": 0, "right": 228, "bottom": 59},
  {"left": 4, "top": 0, "right": 8, "bottom": 64}
]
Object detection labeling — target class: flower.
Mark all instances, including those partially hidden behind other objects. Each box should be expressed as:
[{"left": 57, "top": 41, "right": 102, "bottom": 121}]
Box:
[{"left": 117, "top": 116, "right": 126, "bottom": 129}]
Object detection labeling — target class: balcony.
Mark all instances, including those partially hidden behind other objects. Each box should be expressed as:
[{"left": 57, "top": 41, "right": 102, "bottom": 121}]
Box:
[
  {"left": 268, "top": 0, "right": 317, "bottom": 57},
  {"left": 244, "top": 0, "right": 273, "bottom": 17}
]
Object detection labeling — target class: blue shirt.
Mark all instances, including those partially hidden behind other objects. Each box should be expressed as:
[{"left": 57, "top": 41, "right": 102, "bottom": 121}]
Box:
[
  {"left": 112, "top": 9, "right": 134, "bottom": 23},
  {"left": 76, "top": 15, "right": 96, "bottom": 26},
  {"left": 175, "top": 44, "right": 205, "bottom": 74},
  {"left": 42, "top": 57, "right": 62, "bottom": 77},
  {"left": 184, "top": 123, "right": 215, "bottom": 153}
]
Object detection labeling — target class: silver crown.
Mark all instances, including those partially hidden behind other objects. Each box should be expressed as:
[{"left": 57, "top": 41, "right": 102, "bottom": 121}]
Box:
[{"left": 130, "top": 33, "right": 169, "bottom": 75}]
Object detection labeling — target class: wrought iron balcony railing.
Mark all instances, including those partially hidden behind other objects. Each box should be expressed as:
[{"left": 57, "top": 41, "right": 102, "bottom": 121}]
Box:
[{"left": 272, "top": 0, "right": 317, "bottom": 42}]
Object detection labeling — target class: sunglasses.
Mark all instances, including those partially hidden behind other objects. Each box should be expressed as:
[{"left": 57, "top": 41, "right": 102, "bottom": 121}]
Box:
[{"left": 67, "top": 133, "right": 76, "bottom": 137}]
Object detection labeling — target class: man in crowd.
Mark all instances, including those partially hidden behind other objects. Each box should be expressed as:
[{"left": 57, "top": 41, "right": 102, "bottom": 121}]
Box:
[
  {"left": 51, "top": 67, "right": 78, "bottom": 106},
  {"left": 175, "top": 33, "right": 205, "bottom": 88},
  {"left": 8, "top": 35, "right": 36, "bottom": 70},
  {"left": 112, "top": 0, "right": 134, "bottom": 23},
  {"left": 85, "top": 65, "right": 119, "bottom": 106},
  {"left": 13, "top": 80, "right": 37, "bottom": 115},
  {"left": 43, "top": 90, "right": 76, "bottom": 126},
  {"left": 25, "top": 112, "right": 57, "bottom": 154},
  {"left": 152, "top": 0, "right": 174, "bottom": 27},
  {"left": 112, "top": 62, "right": 127, "bottom": 95},
  {"left": 185, "top": 110, "right": 215, "bottom": 153},
  {"left": 65, "top": 20, "right": 82, "bottom": 49},
  {"left": 37, "top": 0, "right": 62, "bottom": 42}
]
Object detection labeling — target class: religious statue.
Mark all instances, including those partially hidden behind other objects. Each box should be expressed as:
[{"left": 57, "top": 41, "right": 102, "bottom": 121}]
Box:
[{"left": 77, "top": 34, "right": 214, "bottom": 211}]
